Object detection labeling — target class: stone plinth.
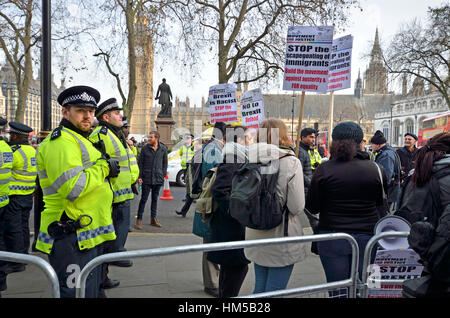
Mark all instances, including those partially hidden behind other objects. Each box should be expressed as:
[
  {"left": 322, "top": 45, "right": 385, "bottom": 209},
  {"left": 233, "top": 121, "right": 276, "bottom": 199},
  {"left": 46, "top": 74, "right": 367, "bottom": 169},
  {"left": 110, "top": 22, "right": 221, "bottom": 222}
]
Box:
[{"left": 154, "top": 117, "right": 176, "bottom": 150}]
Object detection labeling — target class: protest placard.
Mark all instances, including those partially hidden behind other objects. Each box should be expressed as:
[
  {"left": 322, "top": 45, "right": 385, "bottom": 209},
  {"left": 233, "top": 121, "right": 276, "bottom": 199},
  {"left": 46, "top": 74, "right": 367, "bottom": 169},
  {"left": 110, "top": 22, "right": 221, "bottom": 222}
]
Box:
[
  {"left": 283, "top": 26, "right": 334, "bottom": 93},
  {"left": 208, "top": 83, "right": 238, "bottom": 124},
  {"left": 240, "top": 88, "right": 264, "bottom": 129},
  {"left": 367, "top": 249, "right": 424, "bottom": 298},
  {"left": 328, "top": 35, "right": 353, "bottom": 91}
]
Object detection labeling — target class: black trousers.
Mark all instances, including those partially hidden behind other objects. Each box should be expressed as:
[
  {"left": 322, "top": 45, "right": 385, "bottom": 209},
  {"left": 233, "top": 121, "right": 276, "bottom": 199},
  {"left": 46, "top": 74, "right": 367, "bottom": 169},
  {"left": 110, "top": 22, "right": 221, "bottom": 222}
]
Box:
[
  {"left": 4, "top": 194, "right": 33, "bottom": 268},
  {"left": 101, "top": 201, "right": 131, "bottom": 285},
  {"left": 180, "top": 192, "right": 194, "bottom": 214},
  {"left": 218, "top": 264, "right": 249, "bottom": 298},
  {"left": 48, "top": 232, "right": 102, "bottom": 298},
  {"left": 0, "top": 206, "right": 7, "bottom": 291}
]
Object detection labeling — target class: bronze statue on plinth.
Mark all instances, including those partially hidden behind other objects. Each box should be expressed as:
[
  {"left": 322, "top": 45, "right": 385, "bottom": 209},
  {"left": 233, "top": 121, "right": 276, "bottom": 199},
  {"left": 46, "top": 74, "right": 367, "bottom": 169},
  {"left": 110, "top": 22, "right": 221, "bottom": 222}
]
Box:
[{"left": 155, "top": 78, "right": 173, "bottom": 118}]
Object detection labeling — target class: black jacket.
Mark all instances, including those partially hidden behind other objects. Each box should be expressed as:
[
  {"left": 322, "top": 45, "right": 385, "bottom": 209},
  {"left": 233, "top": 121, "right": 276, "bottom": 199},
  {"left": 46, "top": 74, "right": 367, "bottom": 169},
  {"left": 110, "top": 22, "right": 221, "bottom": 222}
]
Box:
[
  {"left": 306, "top": 150, "right": 387, "bottom": 234},
  {"left": 297, "top": 141, "right": 313, "bottom": 195},
  {"left": 138, "top": 142, "right": 168, "bottom": 185},
  {"left": 207, "top": 152, "right": 250, "bottom": 266},
  {"left": 396, "top": 146, "right": 418, "bottom": 181}
]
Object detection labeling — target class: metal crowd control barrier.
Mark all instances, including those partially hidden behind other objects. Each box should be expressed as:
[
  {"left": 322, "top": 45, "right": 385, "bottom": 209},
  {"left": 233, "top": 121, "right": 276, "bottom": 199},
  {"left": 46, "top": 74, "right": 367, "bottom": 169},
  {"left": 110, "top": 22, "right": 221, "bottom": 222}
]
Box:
[
  {"left": 76, "top": 233, "right": 359, "bottom": 298},
  {"left": 0, "top": 251, "right": 60, "bottom": 298},
  {"left": 361, "top": 231, "right": 410, "bottom": 298}
]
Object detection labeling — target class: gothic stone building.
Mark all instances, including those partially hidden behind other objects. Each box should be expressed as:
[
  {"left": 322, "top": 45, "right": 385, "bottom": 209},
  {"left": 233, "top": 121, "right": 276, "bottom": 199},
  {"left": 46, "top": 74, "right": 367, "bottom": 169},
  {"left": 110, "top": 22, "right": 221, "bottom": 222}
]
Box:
[
  {"left": 0, "top": 62, "right": 63, "bottom": 133},
  {"left": 374, "top": 77, "right": 447, "bottom": 147}
]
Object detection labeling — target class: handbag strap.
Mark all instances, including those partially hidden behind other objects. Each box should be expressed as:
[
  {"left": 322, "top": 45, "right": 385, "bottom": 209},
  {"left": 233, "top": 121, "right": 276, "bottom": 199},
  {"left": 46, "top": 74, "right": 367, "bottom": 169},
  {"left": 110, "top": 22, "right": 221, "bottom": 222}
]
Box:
[{"left": 374, "top": 162, "right": 387, "bottom": 200}]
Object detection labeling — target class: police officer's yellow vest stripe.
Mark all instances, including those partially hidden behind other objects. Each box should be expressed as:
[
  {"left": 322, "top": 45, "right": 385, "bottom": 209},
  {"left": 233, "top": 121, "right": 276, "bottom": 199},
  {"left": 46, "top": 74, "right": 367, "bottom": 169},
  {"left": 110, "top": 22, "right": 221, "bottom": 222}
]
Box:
[
  {"left": 0, "top": 140, "right": 12, "bottom": 208},
  {"left": 180, "top": 145, "right": 195, "bottom": 170},
  {"left": 89, "top": 126, "right": 139, "bottom": 204},
  {"left": 36, "top": 127, "right": 115, "bottom": 254},
  {"left": 309, "top": 148, "right": 322, "bottom": 170},
  {"left": 9, "top": 144, "right": 37, "bottom": 196}
]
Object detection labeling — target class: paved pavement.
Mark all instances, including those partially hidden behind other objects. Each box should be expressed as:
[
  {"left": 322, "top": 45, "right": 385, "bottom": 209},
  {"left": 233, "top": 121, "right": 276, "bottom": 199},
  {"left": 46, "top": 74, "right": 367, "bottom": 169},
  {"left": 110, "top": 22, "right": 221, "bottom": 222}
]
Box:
[{"left": 2, "top": 185, "right": 328, "bottom": 298}]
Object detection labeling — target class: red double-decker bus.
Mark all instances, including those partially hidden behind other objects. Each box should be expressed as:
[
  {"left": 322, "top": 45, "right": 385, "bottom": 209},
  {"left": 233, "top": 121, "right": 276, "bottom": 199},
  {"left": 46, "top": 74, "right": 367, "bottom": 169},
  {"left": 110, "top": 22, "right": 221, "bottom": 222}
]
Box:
[{"left": 417, "top": 111, "right": 450, "bottom": 147}]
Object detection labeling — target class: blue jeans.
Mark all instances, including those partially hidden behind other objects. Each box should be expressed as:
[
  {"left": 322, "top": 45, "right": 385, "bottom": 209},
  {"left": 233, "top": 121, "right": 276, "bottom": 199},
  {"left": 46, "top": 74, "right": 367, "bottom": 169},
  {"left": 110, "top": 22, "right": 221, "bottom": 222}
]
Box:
[
  {"left": 253, "top": 263, "right": 294, "bottom": 294},
  {"left": 137, "top": 184, "right": 162, "bottom": 220},
  {"left": 317, "top": 231, "right": 375, "bottom": 298}
]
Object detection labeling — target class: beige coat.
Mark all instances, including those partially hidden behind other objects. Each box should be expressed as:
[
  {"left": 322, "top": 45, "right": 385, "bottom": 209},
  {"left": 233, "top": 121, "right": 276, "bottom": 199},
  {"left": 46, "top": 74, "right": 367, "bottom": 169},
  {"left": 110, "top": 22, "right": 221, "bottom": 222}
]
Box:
[{"left": 244, "top": 143, "right": 306, "bottom": 267}]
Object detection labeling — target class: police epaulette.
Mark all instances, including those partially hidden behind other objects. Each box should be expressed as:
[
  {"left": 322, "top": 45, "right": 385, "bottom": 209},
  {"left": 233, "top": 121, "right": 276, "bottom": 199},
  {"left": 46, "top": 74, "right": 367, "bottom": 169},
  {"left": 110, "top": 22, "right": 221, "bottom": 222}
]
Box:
[
  {"left": 50, "top": 126, "right": 62, "bottom": 140},
  {"left": 100, "top": 126, "right": 108, "bottom": 135},
  {"left": 11, "top": 144, "right": 21, "bottom": 152}
]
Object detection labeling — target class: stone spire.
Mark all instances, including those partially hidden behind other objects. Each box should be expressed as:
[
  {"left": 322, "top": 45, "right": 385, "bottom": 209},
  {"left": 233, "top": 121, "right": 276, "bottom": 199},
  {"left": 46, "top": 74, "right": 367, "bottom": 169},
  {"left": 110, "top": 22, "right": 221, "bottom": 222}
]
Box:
[
  {"left": 402, "top": 74, "right": 408, "bottom": 95},
  {"left": 363, "top": 28, "right": 388, "bottom": 94},
  {"left": 354, "top": 68, "right": 363, "bottom": 98},
  {"left": 370, "top": 27, "right": 383, "bottom": 63}
]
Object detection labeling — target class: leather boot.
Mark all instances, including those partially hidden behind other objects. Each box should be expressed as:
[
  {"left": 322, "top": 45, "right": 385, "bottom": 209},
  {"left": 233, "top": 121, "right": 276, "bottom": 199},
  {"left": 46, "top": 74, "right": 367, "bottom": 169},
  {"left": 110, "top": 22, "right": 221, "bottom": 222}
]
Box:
[
  {"left": 150, "top": 218, "right": 162, "bottom": 228},
  {"left": 135, "top": 219, "right": 143, "bottom": 230}
]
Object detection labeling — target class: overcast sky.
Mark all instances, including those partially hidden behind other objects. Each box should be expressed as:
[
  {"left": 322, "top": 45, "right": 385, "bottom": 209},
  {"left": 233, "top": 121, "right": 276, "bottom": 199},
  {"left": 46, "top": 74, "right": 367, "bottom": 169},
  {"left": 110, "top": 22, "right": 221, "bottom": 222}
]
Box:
[{"left": 37, "top": 0, "right": 450, "bottom": 107}]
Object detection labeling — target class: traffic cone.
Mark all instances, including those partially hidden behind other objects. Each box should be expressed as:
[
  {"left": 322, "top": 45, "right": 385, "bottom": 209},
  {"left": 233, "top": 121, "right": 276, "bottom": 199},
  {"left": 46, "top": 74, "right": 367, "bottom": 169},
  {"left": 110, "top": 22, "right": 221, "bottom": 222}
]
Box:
[{"left": 160, "top": 173, "right": 174, "bottom": 200}]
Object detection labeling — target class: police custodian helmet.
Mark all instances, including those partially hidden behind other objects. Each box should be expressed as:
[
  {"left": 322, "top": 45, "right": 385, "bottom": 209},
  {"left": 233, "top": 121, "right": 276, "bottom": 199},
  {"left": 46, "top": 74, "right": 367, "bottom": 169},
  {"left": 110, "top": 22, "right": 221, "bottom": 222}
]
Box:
[
  {"left": 57, "top": 86, "right": 101, "bottom": 108},
  {"left": 8, "top": 121, "right": 33, "bottom": 135},
  {"left": 95, "top": 98, "right": 123, "bottom": 119}
]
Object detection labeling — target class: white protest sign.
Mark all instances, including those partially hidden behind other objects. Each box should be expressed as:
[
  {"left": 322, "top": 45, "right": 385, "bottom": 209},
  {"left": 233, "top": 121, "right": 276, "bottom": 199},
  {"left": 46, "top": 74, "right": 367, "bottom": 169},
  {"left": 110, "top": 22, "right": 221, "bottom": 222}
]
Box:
[
  {"left": 367, "top": 249, "right": 424, "bottom": 298},
  {"left": 328, "top": 35, "right": 353, "bottom": 91},
  {"left": 283, "top": 26, "right": 334, "bottom": 93},
  {"left": 240, "top": 88, "right": 264, "bottom": 129},
  {"left": 208, "top": 83, "right": 238, "bottom": 124}
]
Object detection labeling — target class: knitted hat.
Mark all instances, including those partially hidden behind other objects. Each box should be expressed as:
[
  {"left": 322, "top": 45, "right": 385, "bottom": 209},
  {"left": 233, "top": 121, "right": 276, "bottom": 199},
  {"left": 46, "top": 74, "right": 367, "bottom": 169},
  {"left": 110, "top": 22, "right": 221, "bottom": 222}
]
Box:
[
  {"left": 332, "top": 121, "right": 364, "bottom": 144},
  {"left": 404, "top": 132, "right": 418, "bottom": 141},
  {"left": 370, "top": 130, "right": 387, "bottom": 145}
]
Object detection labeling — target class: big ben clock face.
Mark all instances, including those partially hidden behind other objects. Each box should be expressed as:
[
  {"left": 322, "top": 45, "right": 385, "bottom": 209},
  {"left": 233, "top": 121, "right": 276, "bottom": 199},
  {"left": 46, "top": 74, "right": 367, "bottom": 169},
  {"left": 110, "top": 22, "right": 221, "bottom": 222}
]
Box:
[{"left": 136, "top": 45, "right": 144, "bottom": 57}]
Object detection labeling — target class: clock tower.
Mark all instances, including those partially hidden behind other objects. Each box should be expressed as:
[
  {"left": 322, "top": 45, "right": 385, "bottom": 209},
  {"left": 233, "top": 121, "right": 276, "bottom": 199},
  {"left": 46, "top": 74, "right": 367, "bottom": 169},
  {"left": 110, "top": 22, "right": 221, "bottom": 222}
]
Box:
[{"left": 130, "top": 13, "right": 154, "bottom": 135}]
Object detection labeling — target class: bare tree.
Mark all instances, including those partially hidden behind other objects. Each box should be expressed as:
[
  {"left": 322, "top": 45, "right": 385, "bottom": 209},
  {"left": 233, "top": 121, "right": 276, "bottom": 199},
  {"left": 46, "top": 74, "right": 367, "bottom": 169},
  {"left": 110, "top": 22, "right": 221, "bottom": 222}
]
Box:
[
  {"left": 88, "top": 0, "right": 166, "bottom": 121},
  {"left": 0, "top": 0, "right": 94, "bottom": 122},
  {"left": 383, "top": 4, "right": 450, "bottom": 109},
  {"left": 0, "top": 0, "right": 39, "bottom": 122},
  {"left": 168, "top": 0, "right": 359, "bottom": 85}
]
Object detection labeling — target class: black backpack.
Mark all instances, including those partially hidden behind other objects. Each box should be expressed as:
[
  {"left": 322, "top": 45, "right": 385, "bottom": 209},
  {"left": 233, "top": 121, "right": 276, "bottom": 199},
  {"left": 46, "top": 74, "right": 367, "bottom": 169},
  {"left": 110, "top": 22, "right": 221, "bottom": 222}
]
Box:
[
  {"left": 229, "top": 156, "right": 291, "bottom": 234},
  {"left": 401, "top": 169, "right": 450, "bottom": 297}
]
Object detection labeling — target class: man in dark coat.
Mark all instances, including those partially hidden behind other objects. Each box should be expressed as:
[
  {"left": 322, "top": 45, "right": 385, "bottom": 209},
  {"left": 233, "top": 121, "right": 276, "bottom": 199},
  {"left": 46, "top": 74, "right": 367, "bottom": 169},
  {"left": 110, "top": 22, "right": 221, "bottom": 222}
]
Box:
[
  {"left": 297, "top": 128, "right": 314, "bottom": 196},
  {"left": 370, "top": 130, "right": 402, "bottom": 211},
  {"left": 136, "top": 131, "right": 168, "bottom": 228},
  {"left": 396, "top": 132, "right": 418, "bottom": 183}
]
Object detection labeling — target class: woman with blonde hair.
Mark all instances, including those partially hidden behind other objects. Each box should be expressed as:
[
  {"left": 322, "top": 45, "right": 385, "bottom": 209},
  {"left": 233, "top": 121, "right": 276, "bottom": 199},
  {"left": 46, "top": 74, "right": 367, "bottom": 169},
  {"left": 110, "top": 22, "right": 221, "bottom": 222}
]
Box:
[{"left": 245, "top": 118, "right": 306, "bottom": 293}]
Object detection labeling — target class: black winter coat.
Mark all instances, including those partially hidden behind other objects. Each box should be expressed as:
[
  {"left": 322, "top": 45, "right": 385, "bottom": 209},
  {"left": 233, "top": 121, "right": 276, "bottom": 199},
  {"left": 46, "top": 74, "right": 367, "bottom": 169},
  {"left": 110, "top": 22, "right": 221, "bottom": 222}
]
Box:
[
  {"left": 207, "top": 153, "right": 250, "bottom": 266},
  {"left": 396, "top": 146, "right": 418, "bottom": 181},
  {"left": 306, "top": 150, "right": 387, "bottom": 234},
  {"left": 297, "top": 142, "right": 313, "bottom": 196},
  {"left": 138, "top": 142, "right": 168, "bottom": 185}
]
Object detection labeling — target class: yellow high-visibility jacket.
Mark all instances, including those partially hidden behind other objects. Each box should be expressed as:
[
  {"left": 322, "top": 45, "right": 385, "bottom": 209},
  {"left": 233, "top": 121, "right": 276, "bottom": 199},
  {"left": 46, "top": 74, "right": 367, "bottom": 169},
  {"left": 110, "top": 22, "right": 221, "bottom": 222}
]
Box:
[
  {"left": 89, "top": 125, "right": 139, "bottom": 203},
  {"left": 0, "top": 140, "right": 13, "bottom": 208},
  {"left": 9, "top": 144, "right": 37, "bottom": 196},
  {"left": 36, "top": 126, "right": 116, "bottom": 254}
]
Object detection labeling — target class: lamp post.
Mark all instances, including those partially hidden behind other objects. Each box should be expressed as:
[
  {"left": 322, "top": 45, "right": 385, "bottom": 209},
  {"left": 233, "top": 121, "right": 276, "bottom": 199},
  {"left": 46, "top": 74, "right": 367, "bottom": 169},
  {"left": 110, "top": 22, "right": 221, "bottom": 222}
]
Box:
[{"left": 41, "top": 0, "right": 52, "bottom": 132}]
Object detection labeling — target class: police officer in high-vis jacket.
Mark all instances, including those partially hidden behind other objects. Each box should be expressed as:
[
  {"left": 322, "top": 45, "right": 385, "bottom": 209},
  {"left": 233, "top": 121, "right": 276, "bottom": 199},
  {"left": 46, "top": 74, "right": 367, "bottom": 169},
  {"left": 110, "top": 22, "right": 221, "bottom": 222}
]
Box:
[
  {"left": 3, "top": 122, "right": 36, "bottom": 273},
  {"left": 175, "top": 134, "right": 195, "bottom": 217},
  {"left": 0, "top": 117, "right": 13, "bottom": 296},
  {"left": 89, "top": 98, "right": 139, "bottom": 289},
  {"left": 35, "top": 86, "right": 119, "bottom": 298}
]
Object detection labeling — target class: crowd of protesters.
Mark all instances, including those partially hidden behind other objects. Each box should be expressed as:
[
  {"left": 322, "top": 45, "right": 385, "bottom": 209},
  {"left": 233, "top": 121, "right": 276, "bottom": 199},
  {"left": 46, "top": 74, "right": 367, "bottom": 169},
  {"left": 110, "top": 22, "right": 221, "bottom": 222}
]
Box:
[{"left": 0, "top": 84, "right": 448, "bottom": 298}]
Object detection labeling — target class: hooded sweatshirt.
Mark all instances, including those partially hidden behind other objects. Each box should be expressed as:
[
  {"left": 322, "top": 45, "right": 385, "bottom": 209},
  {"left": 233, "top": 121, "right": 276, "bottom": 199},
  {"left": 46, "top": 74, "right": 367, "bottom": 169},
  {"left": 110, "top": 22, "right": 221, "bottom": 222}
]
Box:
[{"left": 244, "top": 142, "right": 306, "bottom": 267}]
